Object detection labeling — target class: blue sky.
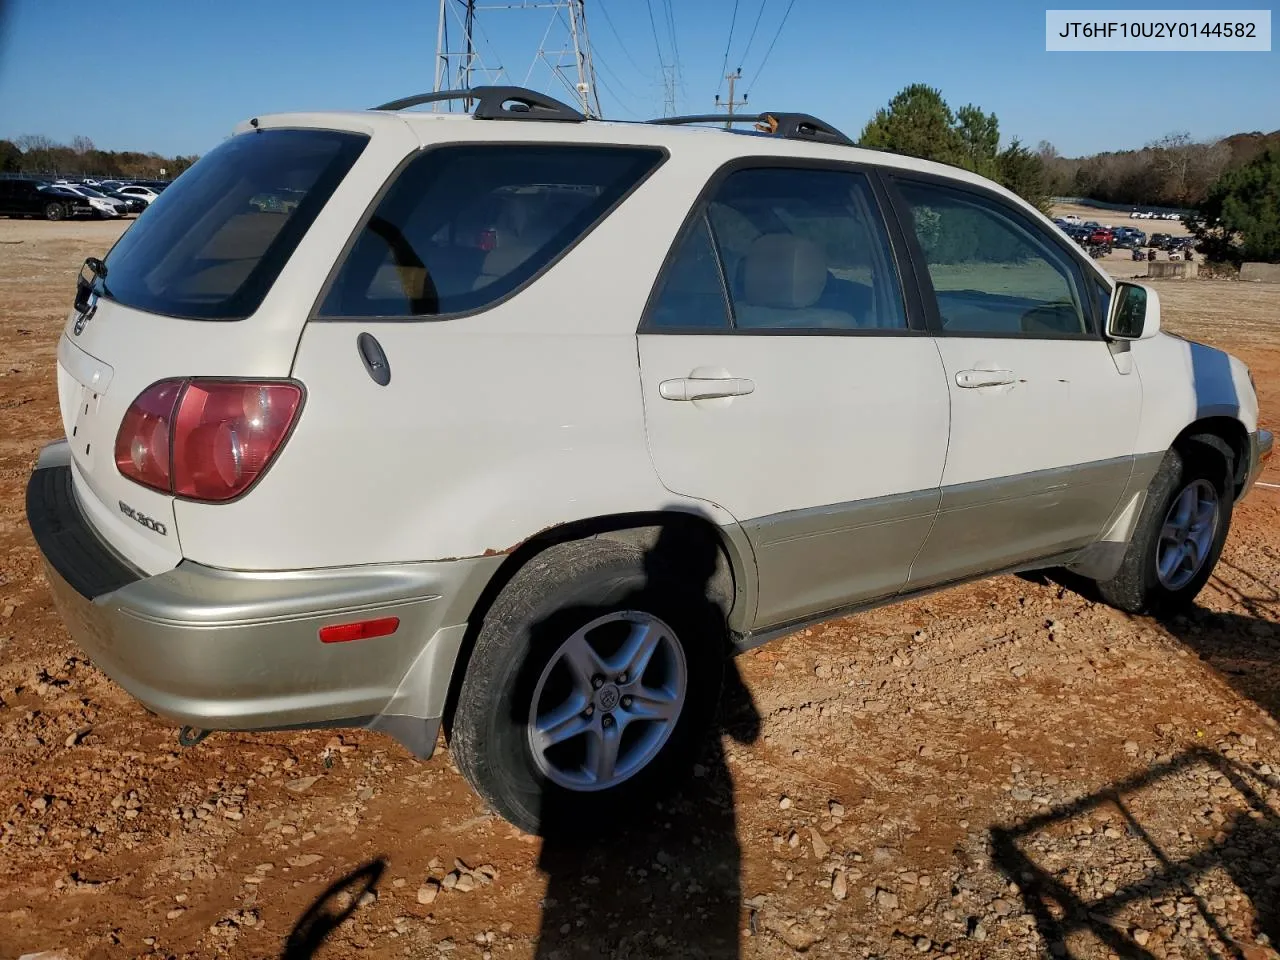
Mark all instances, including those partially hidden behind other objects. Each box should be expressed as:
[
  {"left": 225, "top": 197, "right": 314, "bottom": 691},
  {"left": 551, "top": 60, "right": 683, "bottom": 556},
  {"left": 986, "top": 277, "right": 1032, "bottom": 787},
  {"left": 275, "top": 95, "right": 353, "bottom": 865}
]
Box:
[{"left": 0, "top": 0, "right": 1275, "bottom": 158}]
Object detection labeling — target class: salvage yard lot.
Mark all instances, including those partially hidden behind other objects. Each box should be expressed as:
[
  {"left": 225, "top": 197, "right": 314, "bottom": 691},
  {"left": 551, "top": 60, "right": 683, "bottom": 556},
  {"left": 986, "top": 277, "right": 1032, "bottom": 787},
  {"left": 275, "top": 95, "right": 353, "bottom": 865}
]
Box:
[{"left": 0, "top": 218, "right": 1278, "bottom": 960}]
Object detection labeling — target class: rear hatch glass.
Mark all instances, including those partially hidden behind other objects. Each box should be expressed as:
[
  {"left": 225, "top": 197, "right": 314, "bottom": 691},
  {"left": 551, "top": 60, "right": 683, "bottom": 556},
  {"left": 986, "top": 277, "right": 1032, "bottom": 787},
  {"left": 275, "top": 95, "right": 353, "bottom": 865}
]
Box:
[{"left": 94, "top": 128, "right": 367, "bottom": 320}]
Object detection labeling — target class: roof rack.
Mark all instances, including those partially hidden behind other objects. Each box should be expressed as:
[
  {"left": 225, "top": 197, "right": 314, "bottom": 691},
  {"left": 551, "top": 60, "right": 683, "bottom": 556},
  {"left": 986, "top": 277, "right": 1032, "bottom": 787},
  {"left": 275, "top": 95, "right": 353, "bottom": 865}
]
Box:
[
  {"left": 371, "top": 86, "right": 585, "bottom": 123},
  {"left": 649, "top": 112, "right": 855, "bottom": 147}
]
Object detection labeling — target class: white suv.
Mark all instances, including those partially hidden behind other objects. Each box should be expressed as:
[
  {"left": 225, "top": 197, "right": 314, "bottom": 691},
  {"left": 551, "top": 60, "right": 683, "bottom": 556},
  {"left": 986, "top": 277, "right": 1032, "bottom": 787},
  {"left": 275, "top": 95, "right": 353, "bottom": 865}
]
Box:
[{"left": 27, "top": 88, "right": 1272, "bottom": 836}]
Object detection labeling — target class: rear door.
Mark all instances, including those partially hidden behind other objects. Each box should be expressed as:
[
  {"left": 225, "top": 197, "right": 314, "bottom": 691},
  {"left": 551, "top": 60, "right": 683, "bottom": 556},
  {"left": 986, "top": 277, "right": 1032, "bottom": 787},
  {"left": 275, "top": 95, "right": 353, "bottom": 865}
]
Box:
[
  {"left": 638, "top": 162, "right": 950, "bottom": 630},
  {"left": 57, "top": 123, "right": 397, "bottom": 574},
  {"left": 885, "top": 174, "right": 1141, "bottom": 586}
]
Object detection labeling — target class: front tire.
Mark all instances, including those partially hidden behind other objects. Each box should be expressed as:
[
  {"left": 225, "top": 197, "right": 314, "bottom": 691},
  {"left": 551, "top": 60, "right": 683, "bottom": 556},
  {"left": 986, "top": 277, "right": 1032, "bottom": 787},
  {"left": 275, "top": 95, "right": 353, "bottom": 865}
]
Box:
[
  {"left": 1096, "top": 442, "right": 1233, "bottom": 615},
  {"left": 44, "top": 202, "right": 65, "bottom": 222},
  {"left": 450, "top": 538, "right": 725, "bottom": 837}
]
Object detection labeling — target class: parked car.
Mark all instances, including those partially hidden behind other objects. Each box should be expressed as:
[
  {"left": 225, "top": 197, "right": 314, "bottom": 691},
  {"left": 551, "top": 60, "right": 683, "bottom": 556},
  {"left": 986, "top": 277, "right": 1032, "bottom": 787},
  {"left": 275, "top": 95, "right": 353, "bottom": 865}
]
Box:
[
  {"left": 115, "top": 184, "right": 161, "bottom": 205},
  {"left": 1112, "top": 227, "right": 1146, "bottom": 249},
  {"left": 0, "top": 177, "right": 93, "bottom": 220},
  {"left": 26, "top": 87, "right": 1273, "bottom": 837},
  {"left": 1088, "top": 226, "right": 1114, "bottom": 245},
  {"left": 98, "top": 188, "right": 148, "bottom": 215},
  {"left": 1149, "top": 233, "right": 1171, "bottom": 250},
  {"left": 58, "top": 184, "right": 129, "bottom": 219}
]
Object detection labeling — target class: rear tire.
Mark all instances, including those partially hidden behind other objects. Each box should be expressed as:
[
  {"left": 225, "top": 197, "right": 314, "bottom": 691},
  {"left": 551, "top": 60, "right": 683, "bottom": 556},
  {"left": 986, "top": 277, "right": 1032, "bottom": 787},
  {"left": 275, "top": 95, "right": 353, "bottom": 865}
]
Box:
[
  {"left": 450, "top": 538, "right": 725, "bottom": 837},
  {"left": 44, "top": 202, "right": 65, "bottom": 222},
  {"left": 1096, "top": 442, "right": 1233, "bottom": 615}
]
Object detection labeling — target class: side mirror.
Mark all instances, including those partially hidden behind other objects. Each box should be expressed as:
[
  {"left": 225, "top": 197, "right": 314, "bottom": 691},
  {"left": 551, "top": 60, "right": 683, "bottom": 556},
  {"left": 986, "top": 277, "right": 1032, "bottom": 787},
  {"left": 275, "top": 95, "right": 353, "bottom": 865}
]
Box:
[{"left": 1106, "top": 281, "right": 1161, "bottom": 340}]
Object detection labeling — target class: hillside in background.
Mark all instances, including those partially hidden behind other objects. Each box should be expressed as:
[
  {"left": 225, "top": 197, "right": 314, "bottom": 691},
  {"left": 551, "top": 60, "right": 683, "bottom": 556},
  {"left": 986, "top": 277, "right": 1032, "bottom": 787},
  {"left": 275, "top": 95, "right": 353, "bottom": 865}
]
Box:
[
  {"left": 0, "top": 135, "right": 197, "bottom": 181},
  {"left": 1041, "top": 129, "right": 1280, "bottom": 211}
]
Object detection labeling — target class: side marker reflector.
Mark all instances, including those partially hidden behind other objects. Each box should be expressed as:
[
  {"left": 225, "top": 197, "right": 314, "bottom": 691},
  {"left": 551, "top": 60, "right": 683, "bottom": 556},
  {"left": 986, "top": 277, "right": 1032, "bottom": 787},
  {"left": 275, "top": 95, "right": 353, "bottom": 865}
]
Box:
[{"left": 319, "top": 617, "right": 400, "bottom": 644}]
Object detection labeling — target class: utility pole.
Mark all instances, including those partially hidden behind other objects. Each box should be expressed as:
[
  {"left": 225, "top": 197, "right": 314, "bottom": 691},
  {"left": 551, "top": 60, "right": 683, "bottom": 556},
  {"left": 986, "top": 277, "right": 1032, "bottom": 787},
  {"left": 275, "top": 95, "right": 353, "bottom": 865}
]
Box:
[
  {"left": 461, "top": 0, "right": 476, "bottom": 108},
  {"left": 715, "top": 68, "right": 747, "bottom": 127}
]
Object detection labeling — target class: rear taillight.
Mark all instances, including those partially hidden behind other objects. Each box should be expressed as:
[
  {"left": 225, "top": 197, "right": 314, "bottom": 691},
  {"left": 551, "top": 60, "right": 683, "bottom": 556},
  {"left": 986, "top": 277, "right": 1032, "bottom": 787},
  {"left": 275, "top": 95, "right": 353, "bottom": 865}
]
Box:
[
  {"left": 115, "top": 379, "right": 303, "bottom": 502},
  {"left": 114, "top": 379, "right": 183, "bottom": 492}
]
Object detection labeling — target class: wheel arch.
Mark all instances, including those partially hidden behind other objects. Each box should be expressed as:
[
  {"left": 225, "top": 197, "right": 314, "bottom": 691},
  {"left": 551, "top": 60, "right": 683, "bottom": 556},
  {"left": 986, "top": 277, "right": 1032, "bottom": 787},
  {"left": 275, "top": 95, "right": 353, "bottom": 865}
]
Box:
[
  {"left": 1174, "top": 416, "right": 1250, "bottom": 497},
  {"left": 439, "top": 509, "right": 757, "bottom": 738}
]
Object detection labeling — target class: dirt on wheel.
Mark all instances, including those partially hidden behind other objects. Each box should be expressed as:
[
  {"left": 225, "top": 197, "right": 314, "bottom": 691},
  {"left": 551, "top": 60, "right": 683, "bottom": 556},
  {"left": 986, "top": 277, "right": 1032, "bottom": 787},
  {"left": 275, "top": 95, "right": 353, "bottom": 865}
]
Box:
[{"left": 1, "top": 219, "right": 1279, "bottom": 960}]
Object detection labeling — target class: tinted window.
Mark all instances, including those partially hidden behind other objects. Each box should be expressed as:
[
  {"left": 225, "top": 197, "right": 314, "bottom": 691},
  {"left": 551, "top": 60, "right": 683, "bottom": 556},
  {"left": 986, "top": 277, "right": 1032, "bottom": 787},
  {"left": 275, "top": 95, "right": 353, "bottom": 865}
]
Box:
[
  {"left": 319, "top": 145, "right": 663, "bottom": 319},
  {"left": 896, "top": 180, "right": 1090, "bottom": 337},
  {"left": 705, "top": 167, "right": 907, "bottom": 331},
  {"left": 645, "top": 215, "right": 730, "bottom": 330},
  {"left": 96, "top": 129, "right": 366, "bottom": 321}
]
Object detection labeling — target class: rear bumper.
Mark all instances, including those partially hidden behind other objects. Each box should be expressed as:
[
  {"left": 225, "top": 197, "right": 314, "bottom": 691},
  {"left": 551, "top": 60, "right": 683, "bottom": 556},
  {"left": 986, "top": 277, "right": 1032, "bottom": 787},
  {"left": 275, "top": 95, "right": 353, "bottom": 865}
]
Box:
[
  {"left": 1243, "top": 429, "right": 1273, "bottom": 497},
  {"left": 27, "top": 441, "right": 501, "bottom": 757}
]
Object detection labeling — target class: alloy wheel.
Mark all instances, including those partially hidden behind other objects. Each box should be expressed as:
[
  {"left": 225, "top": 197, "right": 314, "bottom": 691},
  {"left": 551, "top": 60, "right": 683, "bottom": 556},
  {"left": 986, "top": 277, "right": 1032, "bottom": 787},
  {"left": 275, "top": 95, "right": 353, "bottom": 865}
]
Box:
[{"left": 527, "top": 611, "right": 687, "bottom": 792}]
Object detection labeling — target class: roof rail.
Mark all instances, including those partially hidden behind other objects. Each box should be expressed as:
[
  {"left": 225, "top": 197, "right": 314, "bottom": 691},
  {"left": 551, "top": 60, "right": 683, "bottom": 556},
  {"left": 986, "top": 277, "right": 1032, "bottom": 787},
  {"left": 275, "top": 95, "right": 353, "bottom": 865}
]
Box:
[
  {"left": 649, "top": 112, "right": 855, "bottom": 147},
  {"left": 371, "top": 86, "right": 585, "bottom": 123}
]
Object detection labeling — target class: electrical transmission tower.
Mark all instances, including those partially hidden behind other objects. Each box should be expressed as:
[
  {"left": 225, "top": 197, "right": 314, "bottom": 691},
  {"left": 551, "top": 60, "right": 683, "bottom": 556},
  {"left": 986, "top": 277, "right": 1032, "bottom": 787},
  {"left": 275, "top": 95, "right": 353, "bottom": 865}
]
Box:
[
  {"left": 661, "top": 64, "right": 679, "bottom": 117},
  {"left": 432, "top": 0, "right": 603, "bottom": 118}
]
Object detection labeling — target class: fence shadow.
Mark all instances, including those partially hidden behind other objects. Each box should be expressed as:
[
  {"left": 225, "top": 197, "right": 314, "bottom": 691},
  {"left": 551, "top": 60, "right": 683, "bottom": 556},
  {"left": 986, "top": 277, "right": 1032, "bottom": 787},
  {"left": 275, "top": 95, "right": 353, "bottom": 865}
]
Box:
[{"left": 990, "top": 747, "right": 1279, "bottom": 959}]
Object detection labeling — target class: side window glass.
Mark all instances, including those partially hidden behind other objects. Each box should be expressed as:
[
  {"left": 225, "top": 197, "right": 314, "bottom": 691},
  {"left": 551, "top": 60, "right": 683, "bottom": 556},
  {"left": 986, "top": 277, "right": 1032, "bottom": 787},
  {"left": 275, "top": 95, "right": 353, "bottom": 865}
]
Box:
[
  {"left": 896, "top": 180, "right": 1090, "bottom": 337},
  {"left": 706, "top": 167, "right": 907, "bottom": 331},
  {"left": 645, "top": 215, "right": 730, "bottom": 330},
  {"left": 319, "top": 145, "right": 663, "bottom": 319}
]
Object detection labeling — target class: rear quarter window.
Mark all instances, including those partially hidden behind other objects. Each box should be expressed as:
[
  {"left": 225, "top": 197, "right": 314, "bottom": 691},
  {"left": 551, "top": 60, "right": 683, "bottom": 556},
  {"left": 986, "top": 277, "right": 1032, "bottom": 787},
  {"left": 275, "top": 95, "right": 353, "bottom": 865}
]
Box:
[
  {"left": 316, "top": 144, "right": 665, "bottom": 320},
  {"left": 98, "top": 128, "right": 368, "bottom": 321}
]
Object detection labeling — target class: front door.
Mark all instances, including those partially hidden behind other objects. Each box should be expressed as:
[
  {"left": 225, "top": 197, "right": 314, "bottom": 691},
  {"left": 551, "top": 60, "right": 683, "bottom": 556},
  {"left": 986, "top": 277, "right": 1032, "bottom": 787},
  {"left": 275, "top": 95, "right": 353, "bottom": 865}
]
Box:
[
  {"left": 637, "top": 163, "right": 950, "bottom": 629},
  {"left": 886, "top": 175, "right": 1142, "bottom": 586}
]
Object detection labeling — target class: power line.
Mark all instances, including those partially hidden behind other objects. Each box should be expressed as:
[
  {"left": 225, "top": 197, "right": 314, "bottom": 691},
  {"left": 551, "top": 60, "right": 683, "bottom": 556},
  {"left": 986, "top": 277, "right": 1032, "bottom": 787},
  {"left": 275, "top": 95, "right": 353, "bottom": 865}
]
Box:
[
  {"left": 592, "top": 45, "right": 643, "bottom": 108},
  {"left": 736, "top": 0, "right": 769, "bottom": 71},
  {"left": 644, "top": 0, "right": 667, "bottom": 67},
  {"left": 596, "top": 0, "right": 652, "bottom": 78},
  {"left": 717, "top": 0, "right": 742, "bottom": 96},
  {"left": 663, "top": 0, "right": 682, "bottom": 78},
  {"left": 593, "top": 55, "right": 646, "bottom": 119},
  {"left": 746, "top": 0, "right": 800, "bottom": 94}
]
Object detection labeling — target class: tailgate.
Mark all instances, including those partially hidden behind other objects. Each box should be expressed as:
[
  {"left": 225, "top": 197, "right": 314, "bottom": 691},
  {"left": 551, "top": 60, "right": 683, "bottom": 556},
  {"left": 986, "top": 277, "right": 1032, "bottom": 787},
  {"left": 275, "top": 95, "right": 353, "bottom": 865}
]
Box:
[
  {"left": 55, "top": 298, "right": 305, "bottom": 576},
  {"left": 49, "top": 123, "right": 399, "bottom": 574}
]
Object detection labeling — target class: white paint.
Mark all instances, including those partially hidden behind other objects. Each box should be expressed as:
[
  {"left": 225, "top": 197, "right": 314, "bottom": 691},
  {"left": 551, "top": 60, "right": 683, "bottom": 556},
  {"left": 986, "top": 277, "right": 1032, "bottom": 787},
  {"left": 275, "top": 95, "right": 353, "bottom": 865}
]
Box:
[
  {"left": 934, "top": 339, "right": 1142, "bottom": 486},
  {"left": 54, "top": 106, "right": 1265, "bottom": 586}
]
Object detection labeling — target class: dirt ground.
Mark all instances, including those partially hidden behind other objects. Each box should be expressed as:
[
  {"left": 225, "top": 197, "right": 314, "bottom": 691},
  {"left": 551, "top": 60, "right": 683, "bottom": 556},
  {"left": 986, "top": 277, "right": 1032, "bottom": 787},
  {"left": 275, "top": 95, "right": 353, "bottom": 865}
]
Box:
[{"left": 1, "top": 218, "right": 1279, "bottom": 960}]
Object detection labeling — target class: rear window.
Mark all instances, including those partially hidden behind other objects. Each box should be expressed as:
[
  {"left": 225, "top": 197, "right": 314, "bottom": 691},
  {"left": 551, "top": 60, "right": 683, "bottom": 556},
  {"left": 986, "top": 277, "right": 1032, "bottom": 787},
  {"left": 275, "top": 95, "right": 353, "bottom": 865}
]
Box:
[
  {"left": 317, "top": 144, "right": 664, "bottom": 319},
  {"left": 98, "top": 128, "right": 367, "bottom": 321}
]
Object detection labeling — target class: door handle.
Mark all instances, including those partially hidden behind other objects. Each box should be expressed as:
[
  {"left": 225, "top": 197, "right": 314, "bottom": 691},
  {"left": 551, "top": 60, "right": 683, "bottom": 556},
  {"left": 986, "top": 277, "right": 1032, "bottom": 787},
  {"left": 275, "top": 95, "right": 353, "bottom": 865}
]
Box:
[
  {"left": 955, "top": 369, "right": 1016, "bottom": 389},
  {"left": 659, "top": 377, "right": 755, "bottom": 401}
]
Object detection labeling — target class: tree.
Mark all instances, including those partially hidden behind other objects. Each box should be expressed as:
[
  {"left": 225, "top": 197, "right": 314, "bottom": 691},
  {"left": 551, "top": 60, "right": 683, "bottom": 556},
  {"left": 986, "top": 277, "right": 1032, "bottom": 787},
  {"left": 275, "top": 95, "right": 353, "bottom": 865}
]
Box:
[
  {"left": 15, "top": 134, "right": 56, "bottom": 172},
  {"left": 0, "top": 139, "right": 21, "bottom": 172},
  {"left": 859, "top": 84, "right": 962, "bottom": 166},
  {"left": 954, "top": 104, "right": 1000, "bottom": 178},
  {"left": 996, "top": 139, "right": 1050, "bottom": 213},
  {"left": 858, "top": 85, "right": 1047, "bottom": 207},
  {"left": 1188, "top": 148, "right": 1280, "bottom": 263},
  {"left": 71, "top": 135, "right": 95, "bottom": 155}
]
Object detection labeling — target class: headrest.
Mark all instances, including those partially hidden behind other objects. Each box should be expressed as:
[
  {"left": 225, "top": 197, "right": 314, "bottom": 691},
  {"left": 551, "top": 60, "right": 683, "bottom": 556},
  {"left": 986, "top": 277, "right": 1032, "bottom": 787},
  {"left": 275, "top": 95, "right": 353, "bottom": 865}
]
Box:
[
  {"left": 742, "top": 234, "right": 828, "bottom": 309},
  {"left": 475, "top": 239, "right": 536, "bottom": 287}
]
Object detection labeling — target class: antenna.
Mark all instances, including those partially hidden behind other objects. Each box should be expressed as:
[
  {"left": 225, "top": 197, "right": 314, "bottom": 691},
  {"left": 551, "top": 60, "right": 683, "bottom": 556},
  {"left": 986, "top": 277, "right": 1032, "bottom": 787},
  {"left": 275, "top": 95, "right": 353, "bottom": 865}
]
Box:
[{"left": 432, "top": 0, "right": 603, "bottom": 119}]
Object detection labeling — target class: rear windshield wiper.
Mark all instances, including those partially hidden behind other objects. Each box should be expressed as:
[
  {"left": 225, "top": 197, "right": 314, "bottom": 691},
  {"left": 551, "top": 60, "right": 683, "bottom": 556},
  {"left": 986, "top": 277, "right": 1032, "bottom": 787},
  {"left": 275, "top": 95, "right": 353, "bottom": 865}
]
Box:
[{"left": 75, "top": 256, "right": 109, "bottom": 312}]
